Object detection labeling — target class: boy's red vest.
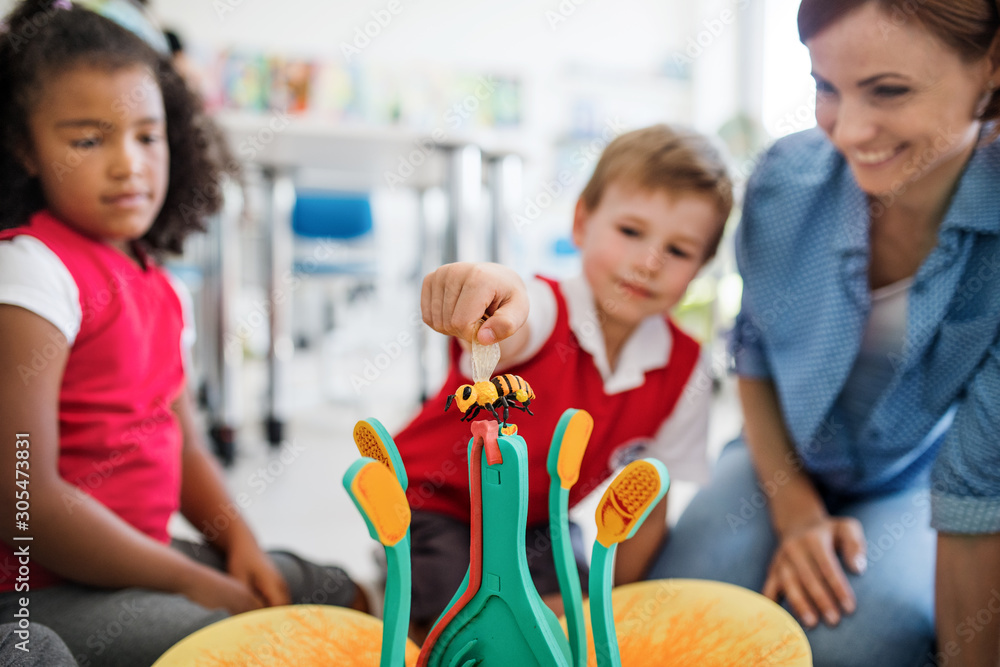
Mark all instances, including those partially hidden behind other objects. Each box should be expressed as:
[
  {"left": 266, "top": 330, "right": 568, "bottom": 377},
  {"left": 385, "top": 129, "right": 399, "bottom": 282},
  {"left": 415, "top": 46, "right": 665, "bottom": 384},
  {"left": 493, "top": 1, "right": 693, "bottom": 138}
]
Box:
[
  {"left": 396, "top": 277, "right": 700, "bottom": 527},
  {"left": 0, "top": 211, "right": 185, "bottom": 591}
]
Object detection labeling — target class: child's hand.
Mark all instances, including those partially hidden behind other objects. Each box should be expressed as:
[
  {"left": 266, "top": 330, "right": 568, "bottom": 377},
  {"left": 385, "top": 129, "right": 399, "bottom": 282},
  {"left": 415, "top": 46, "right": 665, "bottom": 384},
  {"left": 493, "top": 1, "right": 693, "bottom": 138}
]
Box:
[
  {"left": 421, "top": 262, "right": 528, "bottom": 345},
  {"left": 179, "top": 565, "right": 263, "bottom": 615},
  {"left": 228, "top": 540, "right": 292, "bottom": 608}
]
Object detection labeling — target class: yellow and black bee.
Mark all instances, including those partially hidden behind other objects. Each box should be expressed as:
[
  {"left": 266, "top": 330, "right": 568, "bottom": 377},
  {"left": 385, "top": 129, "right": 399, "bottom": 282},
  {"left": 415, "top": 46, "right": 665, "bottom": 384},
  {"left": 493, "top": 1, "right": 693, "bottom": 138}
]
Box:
[{"left": 445, "top": 374, "right": 535, "bottom": 424}]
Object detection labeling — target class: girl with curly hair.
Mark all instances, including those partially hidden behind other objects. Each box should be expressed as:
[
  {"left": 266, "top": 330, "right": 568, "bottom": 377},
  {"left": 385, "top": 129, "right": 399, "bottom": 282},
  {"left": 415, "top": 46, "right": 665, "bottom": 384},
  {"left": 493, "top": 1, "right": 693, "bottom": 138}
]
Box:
[{"left": 0, "top": 2, "right": 364, "bottom": 665}]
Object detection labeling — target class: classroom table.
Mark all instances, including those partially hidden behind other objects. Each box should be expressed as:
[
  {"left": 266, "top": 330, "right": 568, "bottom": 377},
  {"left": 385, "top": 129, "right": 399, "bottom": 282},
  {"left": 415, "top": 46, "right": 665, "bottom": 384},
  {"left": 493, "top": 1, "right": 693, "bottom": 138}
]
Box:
[{"left": 205, "top": 111, "right": 529, "bottom": 457}]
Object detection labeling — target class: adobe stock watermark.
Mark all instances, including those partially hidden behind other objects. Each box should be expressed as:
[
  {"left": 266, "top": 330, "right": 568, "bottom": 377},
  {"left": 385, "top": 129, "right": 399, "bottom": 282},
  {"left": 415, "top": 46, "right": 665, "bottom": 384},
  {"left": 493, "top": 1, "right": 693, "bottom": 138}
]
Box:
[
  {"left": 213, "top": 0, "right": 248, "bottom": 21},
  {"left": 223, "top": 235, "right": 355, "bottom": 357},
  {"left": 883, "top": 252, "right": 1000, "bottom": 374},
  {"left": 60, "top": 398, "right": 172, "bottom": 513},
  {"left": 868, "top": 124, "right": 962, "bottom": 218},
  {"left": 406, "top": 451, "right": 461, "bottom": 512},
  {"left": 511, "top": 169, "right": 576, "bottom": 233},
  {"left": 50, "top": 73, "right": 178, "bottom": 183},
  {"left": 382, "top": 131, "right": 448, "bottom": 192},
  {"left": 212, "top": 616, "right": 300, "bottom": 664},
  {"left": 349, "top": 316, "right": 420, "bottom": 393},
  {"left": 443, "top": 76, "right": 500, "bottom": 129},
  {"left": 924, "top": 589, "right": 1000, "bottom": 667},
  {"left": 545, "top": 0, "right": 588, "bottom": 31},
  {"left": 200, "top": 439, "right": 308, "bottom": 541},
  {"left": 676, "top": 345, "right": 729, "bottom": 409},
  {"left": 48, "top": 118, "right": 112, "bottom": 182},
  {"left": 616, "top": 580, "right": 681, "bottom": 635},
  {"left": 512, "top": 116, "right": 626, "bottom": 233},
  {"left": 236, "top": 109, "right": 292, "bottom": 163},
  {"left": 224, "top": 281, "right": 299, "bottom": 359},
  {"left": 340, "top": 0, "right": 404, "bottom": 62},
  {"left": 4, "top": 3, "right": 63, "bottom": 54},
  {"left": 15, "top": 328, "right": 70, "bottom": 386},
  {"left": 725, "top": 416, "right": 845, "bottom": 533},
  {"left": 732, "top": 287, "right": 798, "bottom": 348},
  {"left": 383, "top": 76, "right": 500, "bottom": 191},
  {"left": 16, "top": 267, "right": 136, "bottom": 385},
  {"left": 178, "top": 172, "right": 237, "bottom": 226},
  {"left": 876, "top": 0, "right": 930, "bottom": 40},
  {"left": 74, "top": 600, "right": 144, "bottom": 667},
  {"left": 110, "top": 73, "right": 160, "bottom": 122},
  {"left": 771, "top": 97, "right": 818, "bottom": 138},
  {"left": 672, "top": 0, "right": 752, "bottom": 69}
]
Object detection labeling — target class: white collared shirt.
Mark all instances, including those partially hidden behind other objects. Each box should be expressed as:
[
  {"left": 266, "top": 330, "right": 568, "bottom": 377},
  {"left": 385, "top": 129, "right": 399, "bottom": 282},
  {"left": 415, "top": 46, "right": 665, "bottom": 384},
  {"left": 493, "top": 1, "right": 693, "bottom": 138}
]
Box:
[{"left": 460, "top": 275, "right": 711, "bottom": 483}]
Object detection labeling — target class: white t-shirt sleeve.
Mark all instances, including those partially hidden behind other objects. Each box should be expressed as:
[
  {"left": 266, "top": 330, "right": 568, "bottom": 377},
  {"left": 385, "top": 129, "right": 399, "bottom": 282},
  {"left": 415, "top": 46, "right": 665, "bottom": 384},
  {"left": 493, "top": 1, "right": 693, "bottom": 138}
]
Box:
[
  {"left": 0, "top": 236, "right": 81, "bottom": 343},
  {"left": 458, "top": 276, "right": 557, "bottom": 376},
  {"left": 641, "top": 350, "right": 713, "bottom": 484}
]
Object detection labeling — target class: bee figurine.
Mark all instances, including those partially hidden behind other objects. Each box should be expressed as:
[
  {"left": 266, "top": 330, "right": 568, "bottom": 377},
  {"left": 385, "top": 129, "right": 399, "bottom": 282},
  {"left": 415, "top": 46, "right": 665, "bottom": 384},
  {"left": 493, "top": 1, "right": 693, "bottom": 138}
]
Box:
[{"left": 445, "top": 374, "right": 535, "bottom": 425}]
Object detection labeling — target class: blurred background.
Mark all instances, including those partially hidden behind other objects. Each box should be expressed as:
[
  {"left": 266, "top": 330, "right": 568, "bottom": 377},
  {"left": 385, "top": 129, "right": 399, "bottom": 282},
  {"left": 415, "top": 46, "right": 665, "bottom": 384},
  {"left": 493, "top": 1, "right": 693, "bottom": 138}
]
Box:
[{"left": 1, "top": 0, "right": 819, "bottom": 601}]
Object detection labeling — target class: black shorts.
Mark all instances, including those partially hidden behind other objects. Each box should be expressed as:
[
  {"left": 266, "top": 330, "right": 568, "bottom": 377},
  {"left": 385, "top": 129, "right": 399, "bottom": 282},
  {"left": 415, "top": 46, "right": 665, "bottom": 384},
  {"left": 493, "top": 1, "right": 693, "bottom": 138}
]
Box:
[{"left": 409, "top": 509, "right": 589, "bottom": 625}]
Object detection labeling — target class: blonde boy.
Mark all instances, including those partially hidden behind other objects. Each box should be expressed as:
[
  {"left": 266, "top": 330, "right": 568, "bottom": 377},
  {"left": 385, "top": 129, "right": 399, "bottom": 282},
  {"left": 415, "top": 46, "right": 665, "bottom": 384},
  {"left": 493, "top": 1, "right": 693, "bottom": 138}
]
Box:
[{"left": 397, "top": 125, "right": 733, "bottom": 636}]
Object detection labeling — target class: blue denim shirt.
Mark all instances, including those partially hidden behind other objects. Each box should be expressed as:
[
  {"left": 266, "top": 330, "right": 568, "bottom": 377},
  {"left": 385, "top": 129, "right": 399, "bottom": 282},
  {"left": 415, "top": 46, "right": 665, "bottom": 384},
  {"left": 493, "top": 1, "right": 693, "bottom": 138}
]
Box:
[{"left": 731, "top": 128, "right": 1000, "bottom": 534}]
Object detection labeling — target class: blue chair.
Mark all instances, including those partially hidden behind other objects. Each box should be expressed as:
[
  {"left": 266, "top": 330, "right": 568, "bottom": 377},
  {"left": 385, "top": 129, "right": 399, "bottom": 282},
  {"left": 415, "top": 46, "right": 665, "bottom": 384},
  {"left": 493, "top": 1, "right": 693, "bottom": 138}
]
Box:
[
  {"left": 291, "top": 190, "right": 378, "bottom": 278},
  {"left": 290, "top": 190, "right": 380, "bottom": 349}
]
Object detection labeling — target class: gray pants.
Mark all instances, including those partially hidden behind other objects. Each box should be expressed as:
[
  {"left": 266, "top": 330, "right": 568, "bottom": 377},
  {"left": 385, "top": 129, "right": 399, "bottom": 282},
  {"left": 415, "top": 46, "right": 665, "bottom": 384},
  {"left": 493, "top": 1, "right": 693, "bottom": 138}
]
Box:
[
  {"left": 0, "top": 622, "right": 77, "bottom": 666},
  {"left": 0, "top": 540, "right": 357, "bottom": 667}
]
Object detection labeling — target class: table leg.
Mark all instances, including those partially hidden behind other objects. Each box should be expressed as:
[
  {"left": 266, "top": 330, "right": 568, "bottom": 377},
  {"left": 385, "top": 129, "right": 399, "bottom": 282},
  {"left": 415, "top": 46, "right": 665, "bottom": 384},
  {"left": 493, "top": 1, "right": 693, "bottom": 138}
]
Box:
[
  {"left": 264, "top": 167, "right": 296, "bottom": 446},
  {"left": 444, "top": 144, "right": 483, "bottom": 264},
  {"left": 202, "top": 180, "right": 244, "bottom": 464},
  {"left": 487, "top": 154, "right": 523, "bottom": 266}
]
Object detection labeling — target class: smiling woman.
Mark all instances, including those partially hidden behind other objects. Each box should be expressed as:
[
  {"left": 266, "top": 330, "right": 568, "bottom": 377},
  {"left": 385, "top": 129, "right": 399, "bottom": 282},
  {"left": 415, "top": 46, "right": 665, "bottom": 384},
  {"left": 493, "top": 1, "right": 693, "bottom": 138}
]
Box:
[
  {"left": 807, "top": 4, "right": 995, "bottom": 234},
  {"left": 647, "top": 1, "right": 1000, "bottom": 665}
]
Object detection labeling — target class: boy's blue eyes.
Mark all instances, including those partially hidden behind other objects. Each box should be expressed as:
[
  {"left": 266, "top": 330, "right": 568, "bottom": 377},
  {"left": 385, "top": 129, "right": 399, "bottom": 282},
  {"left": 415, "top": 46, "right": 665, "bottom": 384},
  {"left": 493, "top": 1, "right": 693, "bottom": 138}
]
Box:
[{"left": 617, "top": 226, "right": 693, "bottom": 259}]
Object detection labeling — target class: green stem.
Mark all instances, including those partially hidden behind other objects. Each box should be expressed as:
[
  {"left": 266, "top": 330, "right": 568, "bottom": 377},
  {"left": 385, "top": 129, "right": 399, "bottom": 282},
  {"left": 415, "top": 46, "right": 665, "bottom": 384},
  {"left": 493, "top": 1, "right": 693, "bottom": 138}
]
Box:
[
  {"left": 550, "top": 484, "right": 586, "bottom": 667},
  {"left": 589, "top": 544, "right": 621, "bottom": 667},
  {"left": 381, "top": 533, "right": 411, "bottom": 667}
]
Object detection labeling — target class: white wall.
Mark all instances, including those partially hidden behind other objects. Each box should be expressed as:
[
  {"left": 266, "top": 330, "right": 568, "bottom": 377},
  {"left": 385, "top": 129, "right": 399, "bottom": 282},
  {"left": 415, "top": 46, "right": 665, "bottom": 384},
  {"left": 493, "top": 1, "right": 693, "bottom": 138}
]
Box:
[
  {"left": 153, "top": 0, "right": 708, "bottom": 153},
  {"left": 1, "top": 0, "right": 762, "bottom": 277},
  {"left": 761, "top": 0, "right": 815, "bottom": 137},
  {"left": 154, "top": 0, "right": 690, "bottom": 72}
]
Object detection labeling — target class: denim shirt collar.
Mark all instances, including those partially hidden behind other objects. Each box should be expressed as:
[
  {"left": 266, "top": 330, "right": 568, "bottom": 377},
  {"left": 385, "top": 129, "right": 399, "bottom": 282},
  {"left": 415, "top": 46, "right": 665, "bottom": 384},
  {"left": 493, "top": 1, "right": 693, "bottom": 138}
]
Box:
[
  {"left": 796, "top": 133, "right": 1000, "bottom": 446},
  {"left": 941, "top": 133, "right": 1000, "bottom": 235},
  {"left": 832, "top": 178, "right": 871, "bottom": 312}
]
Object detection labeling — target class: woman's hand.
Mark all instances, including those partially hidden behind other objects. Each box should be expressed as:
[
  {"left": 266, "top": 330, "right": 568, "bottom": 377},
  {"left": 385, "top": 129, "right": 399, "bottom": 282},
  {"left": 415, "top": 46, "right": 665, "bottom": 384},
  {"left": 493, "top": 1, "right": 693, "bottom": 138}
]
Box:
[
  {"left": 421, "top": 262, "right": 528, "bottom": 345},
  {"left": 763, "top": 515, "right": 867, "bottom": 628},
  {"left": 227, "top": 538, "right": 291, "bottom": 608},
  {"left": 177, "top": 564, "right": 263, "bottom": 615}
]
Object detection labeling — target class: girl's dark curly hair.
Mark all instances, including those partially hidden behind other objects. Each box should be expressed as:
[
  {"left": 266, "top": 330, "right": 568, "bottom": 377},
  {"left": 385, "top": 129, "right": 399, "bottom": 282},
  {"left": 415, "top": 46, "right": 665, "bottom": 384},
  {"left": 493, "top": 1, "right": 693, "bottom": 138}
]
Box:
[{"left": 0, "top": 0, "right": 237, "bottom": 254}]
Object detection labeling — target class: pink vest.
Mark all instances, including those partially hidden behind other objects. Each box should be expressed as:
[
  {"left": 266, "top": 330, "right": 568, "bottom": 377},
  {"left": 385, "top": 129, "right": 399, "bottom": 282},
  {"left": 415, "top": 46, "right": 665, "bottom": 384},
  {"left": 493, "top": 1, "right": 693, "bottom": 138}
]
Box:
[
  {"left": 396, "top": 277, "right": 700, "bottom": 527},
  {"left": 0, "top": 211, "right": 185, "bottom": 591}
]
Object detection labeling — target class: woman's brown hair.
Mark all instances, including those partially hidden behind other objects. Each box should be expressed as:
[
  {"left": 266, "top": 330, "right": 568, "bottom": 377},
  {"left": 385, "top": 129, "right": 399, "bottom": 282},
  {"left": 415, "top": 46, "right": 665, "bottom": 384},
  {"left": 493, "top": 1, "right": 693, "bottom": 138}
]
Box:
[{"left": 798, "top": 0, "right": 1000, "bottom": 122}]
